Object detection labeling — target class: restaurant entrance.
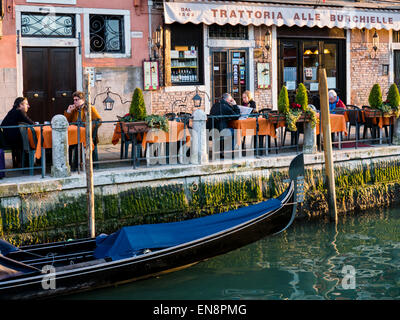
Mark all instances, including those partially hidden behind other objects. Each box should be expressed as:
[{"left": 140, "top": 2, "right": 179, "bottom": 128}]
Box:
[
  {"left": 278, "top": 36, "right": 346, "bottom": 108},
  {"left": 22, "top": 47, "right": 76, "bottom": 123},
  {"left": 211, "top": 49, "right": 248, "bottom": 105}
]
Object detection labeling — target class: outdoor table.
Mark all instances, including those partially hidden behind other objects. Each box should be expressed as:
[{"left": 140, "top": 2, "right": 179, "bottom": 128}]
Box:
[
  {"left": 316, "top": 114, "right": 348, "bottom": 136},
  {"left": 228, "top": 117, "right": 282, "bottom": 156},
  {"left": 360, "top": 109, "right": 394, "bottom": 144},
  {"left": 28, "top": 125, "right": 88, "bottom": 160},
  {"left": 143, "top": 121, "right": 191, "bottom": 166},
  {"left": 112, "top": 121, "right": 190, "bottom": 166}
]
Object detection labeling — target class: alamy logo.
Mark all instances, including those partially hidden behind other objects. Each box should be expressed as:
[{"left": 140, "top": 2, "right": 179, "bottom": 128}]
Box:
[
  {"left": 41, "top": 265, "right": 56, "bottom": 290},
  {"left": 341, "top": 265, "right": 356, "bottom": 290}
]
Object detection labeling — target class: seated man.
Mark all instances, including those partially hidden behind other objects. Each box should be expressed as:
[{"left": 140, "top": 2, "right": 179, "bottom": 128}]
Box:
[
  {"left": 209, "top": 93, "right": 241, "bottom": 157},
  {"left": 64, "top": 91, "right": 102, "bottom": 169},
  {"left": 64, "top": 91, "right": 102, "bottom": 125},
  {"left": 209, "top": 93, "right": 241, "bottom": 131},
  {"left": 1, "top": 97, "right": 34, "bottom": 168}
]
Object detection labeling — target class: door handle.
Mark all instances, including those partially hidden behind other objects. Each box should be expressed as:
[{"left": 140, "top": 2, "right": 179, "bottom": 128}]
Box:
[{"left": 34, "top": 93, "right": 39, "bottom": 98}]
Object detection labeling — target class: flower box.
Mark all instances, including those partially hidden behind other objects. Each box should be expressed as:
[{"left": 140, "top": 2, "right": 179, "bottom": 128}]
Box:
[
  {"left": 363, "top": 107, "right": 393, "bottom": 118},
  {"left": 265, "top": 111, "right": 286, "bottom": 124},
  {"left": 121, "top": 121, "right": 150, "bottom": 134}
]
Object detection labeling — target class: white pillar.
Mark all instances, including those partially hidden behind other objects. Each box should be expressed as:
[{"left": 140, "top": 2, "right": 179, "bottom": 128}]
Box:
[
  {"left": 51, "top": 115, "right": 71, "bottom": 177},
  {"left": 190, "top": 109, "right": 208, "bottom": 164}
]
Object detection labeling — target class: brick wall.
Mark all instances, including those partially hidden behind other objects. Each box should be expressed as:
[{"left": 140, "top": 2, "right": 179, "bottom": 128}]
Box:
[
  {"left": 350, "top": 29, "right": 390, "bottom": 107},
  {"left": 150, "top": 88, "right": 206, "bottom": 115}
]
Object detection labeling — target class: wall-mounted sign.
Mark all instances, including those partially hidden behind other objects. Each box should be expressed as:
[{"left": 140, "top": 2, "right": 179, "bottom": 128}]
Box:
[
  {"left": 131, "top": 31, "right": 144, "bottom": 38},
  {"left": 257, "top": 62, "right": 270, "bottom": 89},
  {"left": 143, "top": 60, "right": 159, "bottom": 91},
  {"left": 165, "top": 1, "right": 400, "bottom": 30}
]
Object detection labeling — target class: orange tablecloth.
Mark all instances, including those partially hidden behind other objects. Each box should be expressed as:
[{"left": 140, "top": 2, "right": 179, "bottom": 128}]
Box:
[
  {"left": 112, "top": 121, "right": 190, "bottom": 150},
  {"left": 316, "top": 114, "right": 348, "bottom": 136},
  {"left": 142, "top": 121, "right": 190, "bottom": 149},
  {"left": 228, "top": 117, "right": 279, "bottom": 141},
  {"left": 29, "top": 125, "right": 87, "bottom": 159}
]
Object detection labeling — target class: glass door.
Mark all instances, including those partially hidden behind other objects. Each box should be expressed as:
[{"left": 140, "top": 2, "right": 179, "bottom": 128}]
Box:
[
  {"left": 302, "top": 41, "right": 319, "bottom": 93},
  {"left": 211, "top": 49, "right": 248, "bottom": 104},
  {"left": 278, "top": 38, "right": 345, "bottom": 105}
]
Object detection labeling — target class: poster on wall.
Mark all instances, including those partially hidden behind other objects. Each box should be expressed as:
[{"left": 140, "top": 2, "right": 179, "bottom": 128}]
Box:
[
  {"left": 257, "top": 62, "right": 270, "bottom": 89},
  {"left": 143, "top": 60, "right": 159, "bottom": 91}
]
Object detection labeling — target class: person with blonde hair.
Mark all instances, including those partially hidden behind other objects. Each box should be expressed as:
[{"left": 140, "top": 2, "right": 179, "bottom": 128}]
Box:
[{"left": 242, "top": 90, "right": 257, "bottom": 113}]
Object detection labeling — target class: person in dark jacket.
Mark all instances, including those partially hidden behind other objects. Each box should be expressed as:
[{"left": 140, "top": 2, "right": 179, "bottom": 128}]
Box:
[
  {"left": 209, "top": 93, "right": 241, "bottom": 131},
  {"left": 1, "top": 97, "right": 34, "bottom": 167},
  {"left": 209, "top": 93, "right": 240, "bottom": 158}
]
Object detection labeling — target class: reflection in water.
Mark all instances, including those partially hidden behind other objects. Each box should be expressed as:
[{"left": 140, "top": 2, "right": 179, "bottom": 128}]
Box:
[{"left": 68, "top": 207, "right": 400, "bottom": 300}]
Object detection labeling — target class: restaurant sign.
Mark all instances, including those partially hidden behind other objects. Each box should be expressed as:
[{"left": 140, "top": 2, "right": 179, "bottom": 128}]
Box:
[{"left": 164, "top": 2, "right": 400, "bottom": 30}]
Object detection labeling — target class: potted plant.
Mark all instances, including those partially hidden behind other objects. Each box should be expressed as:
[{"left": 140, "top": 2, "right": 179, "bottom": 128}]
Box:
[
  {"left": 274, "top": 84, "right": 317, "bottom": 131},
  {"left": 366, "top": 83, "right": 392, "bottom": 117},
  {"left": 386, "top": 83, "right": 400, "bottom": 118},
  {"left": 118, "top": 88, "right": 168, "bottom": 133}
]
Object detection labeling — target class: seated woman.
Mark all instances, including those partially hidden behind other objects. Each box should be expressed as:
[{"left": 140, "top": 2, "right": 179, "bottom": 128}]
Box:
[
  {"left": 328, "top": 90, "right": 346, "bottom": 114},
  {"left": 1, "top": 97, "right": 34, "bottom": 168},
  {"left": 242, "top": 90, "right": 257, "bottom": 113}
]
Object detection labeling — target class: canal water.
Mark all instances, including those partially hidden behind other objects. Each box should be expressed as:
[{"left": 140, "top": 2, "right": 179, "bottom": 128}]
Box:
[{"left": 69, "top": 206, "right": 400, "bottom": 300}]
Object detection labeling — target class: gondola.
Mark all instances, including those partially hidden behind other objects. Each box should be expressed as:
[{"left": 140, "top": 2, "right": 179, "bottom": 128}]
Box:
[{"left": 0, "top": 153, "right": 305, "bottom": 300}]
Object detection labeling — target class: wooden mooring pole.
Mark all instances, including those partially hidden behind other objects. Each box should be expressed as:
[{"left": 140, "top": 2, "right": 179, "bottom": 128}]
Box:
[
  {"left": 85, "top": 73, "right": 95, "bottom": 238},
  {"left": 318, "top": 67, "right": 338, "bottom": 223}
]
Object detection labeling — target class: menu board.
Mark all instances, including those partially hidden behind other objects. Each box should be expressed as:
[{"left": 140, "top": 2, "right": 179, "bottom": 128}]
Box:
[
  {"left": 143, "top": 60, "right": 159, "bottom": 90},
  {"left": 257, "top": 62, "right": 270, "bottom": 89}
]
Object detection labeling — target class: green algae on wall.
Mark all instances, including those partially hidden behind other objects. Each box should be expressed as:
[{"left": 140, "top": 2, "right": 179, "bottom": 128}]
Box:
[{"left": 2, "top": 160, "right": 400, "bottom": 246}]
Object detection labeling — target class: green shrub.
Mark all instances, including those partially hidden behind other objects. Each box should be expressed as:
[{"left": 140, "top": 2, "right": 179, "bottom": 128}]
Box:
[
  {"left": 295, "top": 83, "right": 308, "bottom": 112},
  {"left": 386, "top": 83, "right": 400, "bottom": 109},
  {"left": 278, "top": 86, "right": 290, "bottom": 114},
  {"left": 129, "top": 88, "right": 147, "bottom": 121},
  {"left": 368, "top": 84, "right": 383, "bottom": 109}
]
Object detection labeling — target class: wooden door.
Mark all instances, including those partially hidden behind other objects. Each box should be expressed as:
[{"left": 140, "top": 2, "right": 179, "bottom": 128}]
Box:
[
  {"left": 23, "top": 47, "right": 76, "bottom": 123},
  {"left": 394, "top": 50, "right": 400, "bottom": 87}
]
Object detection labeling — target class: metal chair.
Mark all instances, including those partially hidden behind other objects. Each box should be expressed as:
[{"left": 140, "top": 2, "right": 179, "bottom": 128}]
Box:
[
  {"left": 258, "top": 108, "right": 278, "bottom": 154},
  {"left": 345, "top": 105, "right": 363, "bottom": 141},
  {"left": 92, "top": 120, "right": 100, "bottom": 167},
  {"left": 18, "top": 123, "right": 37, "bottom": 176}
]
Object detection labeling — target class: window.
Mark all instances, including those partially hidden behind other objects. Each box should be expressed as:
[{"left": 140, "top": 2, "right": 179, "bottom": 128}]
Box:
[
  {"left": 208, "top": 24, "right": 248, "bottom": 40},
  {"left": 89, "top": 15, "right": 125, "bottom": 54},
  {"left": 21, "top": 13, "right": 75, "bottom": 38},
  {"left": 170, "top": 23, "right": 204, "bottom": 85},
  {"left": 393, "top": 31, "right": 400, "bottom": 43}
]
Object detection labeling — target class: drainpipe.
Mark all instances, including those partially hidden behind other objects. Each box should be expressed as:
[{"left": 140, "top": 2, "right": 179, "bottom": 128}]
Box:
[{"left": 148, "top": 0, "right": 153, "bottom": 60}]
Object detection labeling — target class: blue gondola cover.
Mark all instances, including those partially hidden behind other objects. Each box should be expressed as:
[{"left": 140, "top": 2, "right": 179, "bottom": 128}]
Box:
[{"left": 94, "top": 198, "right": 282, "bottom": 261}]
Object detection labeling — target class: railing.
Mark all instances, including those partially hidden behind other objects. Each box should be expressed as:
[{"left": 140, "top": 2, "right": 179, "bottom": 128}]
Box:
[{"left": 0, "top": 108, "right": 397, "bottom": 179}]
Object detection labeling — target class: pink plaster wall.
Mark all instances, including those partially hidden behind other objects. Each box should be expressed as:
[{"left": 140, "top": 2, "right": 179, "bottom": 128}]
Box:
[
  {"left": 0, "top": 0, "right": 150, "bottom": 67},
  {"left": 0, "top": 9, "right": 17, "bottom": 68}
]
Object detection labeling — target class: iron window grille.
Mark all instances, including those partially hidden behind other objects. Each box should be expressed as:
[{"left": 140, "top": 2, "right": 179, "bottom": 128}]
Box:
[
  {"left": 21, "top": 13, "right": 75, "bottom": 38},
  {"left": 208, "top": 24, "right": 248, "bottom": 40},
  {"left": 89, "top": 15, "right": 125, "bottom": 54}
]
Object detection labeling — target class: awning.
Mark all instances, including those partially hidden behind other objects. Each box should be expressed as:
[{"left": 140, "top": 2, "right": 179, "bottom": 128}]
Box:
[{"left": 164, "top": 1, "right": 400, "bottom": 30}]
